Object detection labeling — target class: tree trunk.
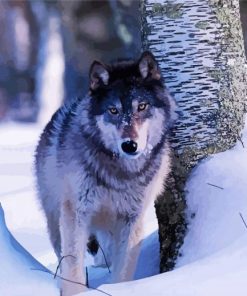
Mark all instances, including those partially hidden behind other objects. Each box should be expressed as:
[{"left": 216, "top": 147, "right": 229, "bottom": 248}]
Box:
[
  {"left": 0, "top": 0, "right": 40, "bottom": 122},
  {"left": 240, "top": 0, "right": 247, "bottom": 55},
  {"left": 141, "top": 0, "right": 247, "bottom": 272},
  {"left": 57, "top": 0, "right": 141, "bottom": 100}
]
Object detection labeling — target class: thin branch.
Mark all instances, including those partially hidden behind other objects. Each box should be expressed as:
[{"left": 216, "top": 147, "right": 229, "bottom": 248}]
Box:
[
  {"left": 239, "top": 212, "right": 247, "bottom": 230},
  {"left": 54, "top": 255, "right": 76, "bottom": 279},
  {"left": 31, "top": 268, "right": 87, "bottom": 287},
  {"left": 86, "top": 266, "right": 89, "bottom": 288},
  {"left": 31, "top": 268, "right": 112, "bottom": 296},
  {"left": 206, "top": 183, "right": 224, "bottom": 190},
  {"left": 98, "top": 242, "right": 111, "bottom": 274},
  {"left": 238, "top": 135, "right": 245, "bottom": 148}
]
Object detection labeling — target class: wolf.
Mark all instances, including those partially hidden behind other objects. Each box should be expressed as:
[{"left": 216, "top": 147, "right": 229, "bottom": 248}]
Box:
[{"left": 35, "top": 51, "right": 176, "bottom": 296}]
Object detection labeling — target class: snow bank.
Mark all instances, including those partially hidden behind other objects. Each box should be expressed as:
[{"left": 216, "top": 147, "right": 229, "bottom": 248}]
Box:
[
  {"left": 0, "top": 123, "right": 57, "bottom": 268},
  {"left": 80, "top": 234, "right": 247, "bottom": 296},
  {"left": 0, "top": 203, "right": 58, "bottom": 296},
  {"left": 178, "top": 117, "right": 247, "bottom": 266},
  {"left": 0, "top": 115, "right": 247, "bottom": 296}
]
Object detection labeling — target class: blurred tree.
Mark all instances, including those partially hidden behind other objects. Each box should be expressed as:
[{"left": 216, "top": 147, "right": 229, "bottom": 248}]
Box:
[
  {"left": 57, "top": 0, "right": 141, "bottom": 100},
  {"left": 141, "top": 0, "right": 247, "bottom": 272},
  {"left": 0, "top": 0, "right": 141, "bottom": 121},
  {"left": 0, "top": 0, "right": 40, "bottom": 122}
]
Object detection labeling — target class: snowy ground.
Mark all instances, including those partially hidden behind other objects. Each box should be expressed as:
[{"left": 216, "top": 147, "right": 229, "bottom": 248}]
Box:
[{"left": 0, "top": 115, "right": 247, "bottom": 296}]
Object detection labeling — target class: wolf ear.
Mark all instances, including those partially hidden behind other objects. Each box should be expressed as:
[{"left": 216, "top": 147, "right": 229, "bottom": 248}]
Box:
[
  {"left": 138, "top": 51, "right": 161, "bottom": 80},
  {"left": 89, "top": 61, "right": 109, "bottom": 90}
]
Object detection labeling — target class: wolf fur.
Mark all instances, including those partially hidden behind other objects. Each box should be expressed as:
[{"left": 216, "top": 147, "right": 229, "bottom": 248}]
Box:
[{"left": 35, "top": 51, "right": 176, "bottom": 296}]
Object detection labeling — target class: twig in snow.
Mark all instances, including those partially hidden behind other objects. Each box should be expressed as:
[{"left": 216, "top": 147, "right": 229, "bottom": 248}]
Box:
[
  {"left": 206, "top": 183, "right": 224, "bottom": 190},
  {"left": 238, "top": 134, "right": 245, "bottom": 148},
  {"left": 31, "top": 268, "right": 112, "bottom": 296},
  {"left": 54, "top": 255, "right": 76, "bottom": 279},
  {"left": 98, "top": 242, "right": 111, "bottom": 274},
  {"left": 88, "top": 235, "right": 111, "bottom": 274},
  {"left": 239, "top": 212, "right": 247, "bottom": 230},
  {"left": 86, "top": 266, "right": 89, "bottom": 288}
]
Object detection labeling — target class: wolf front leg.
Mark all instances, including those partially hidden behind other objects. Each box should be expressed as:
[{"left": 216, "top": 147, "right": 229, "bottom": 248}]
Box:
[
  {"left": 59, "top": 200, "right": 89, "bottom": 296},
  {"left": 111, "top": 216, "right": 143, "bottom": 283}
]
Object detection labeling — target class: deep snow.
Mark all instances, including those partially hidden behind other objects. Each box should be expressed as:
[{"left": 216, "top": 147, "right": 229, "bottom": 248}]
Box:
[{"left": 0, "top": 115, "right": 247, "bottom": 296}]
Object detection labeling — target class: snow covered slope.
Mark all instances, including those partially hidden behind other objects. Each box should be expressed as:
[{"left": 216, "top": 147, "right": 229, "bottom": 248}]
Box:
[
  {"left": 0, "top": 203, "right": 57, "bottom": 296},
  {"left": 0, "top": 123, "right": 57, "bottom": 268},
  {"left": 0, "top": 115, "right": 246, "bottom": 296}
]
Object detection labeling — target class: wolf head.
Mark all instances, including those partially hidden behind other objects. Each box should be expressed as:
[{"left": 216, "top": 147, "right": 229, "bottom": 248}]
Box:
[{"left": 88, "top": 51, "right": 176, "bottom": 159}]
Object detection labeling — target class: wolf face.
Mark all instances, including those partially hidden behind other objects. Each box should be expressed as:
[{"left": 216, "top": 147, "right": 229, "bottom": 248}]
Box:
[{"left": 89, "top": 52, "right": 174, "bottom": 159}]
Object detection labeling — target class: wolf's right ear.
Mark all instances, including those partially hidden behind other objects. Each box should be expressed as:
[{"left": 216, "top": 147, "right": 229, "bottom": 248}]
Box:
[{"left": 89, "top": 61, "right": 109, "bottom": 90}]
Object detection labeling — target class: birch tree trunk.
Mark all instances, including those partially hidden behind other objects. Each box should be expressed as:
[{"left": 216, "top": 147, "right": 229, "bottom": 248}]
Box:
[{"left": 141, "top": 0, "right": 247, "bottom": 272}]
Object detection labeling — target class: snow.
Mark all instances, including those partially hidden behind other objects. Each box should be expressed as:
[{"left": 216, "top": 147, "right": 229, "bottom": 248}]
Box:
[
  {"left": 0, "top": 203, "right": 58, "bottom": 296},
  {"left": 0, "top": 115, "right": 247, "bottom": 296}
]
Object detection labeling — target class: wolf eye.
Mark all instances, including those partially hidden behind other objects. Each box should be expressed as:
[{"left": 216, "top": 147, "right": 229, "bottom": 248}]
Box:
[
  {"left": 138, "top": 103, "right": 148, "bottom": 112},
  {"left": 108, "top": 107, "right": 119, "bottom": 115}
]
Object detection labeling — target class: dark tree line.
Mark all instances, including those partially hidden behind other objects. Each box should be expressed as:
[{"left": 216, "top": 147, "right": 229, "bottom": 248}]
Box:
[{"left": 0, "top": 0, "right": 141, "bottom": 122}]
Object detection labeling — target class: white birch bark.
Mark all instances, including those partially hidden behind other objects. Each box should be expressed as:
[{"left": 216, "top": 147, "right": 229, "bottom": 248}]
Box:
[{"left": 141, "top": 0, "right": 247, "bottom": 272}]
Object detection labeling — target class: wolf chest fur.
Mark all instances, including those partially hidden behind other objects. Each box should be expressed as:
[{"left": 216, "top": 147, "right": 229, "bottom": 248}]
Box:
[{"left": 35, "top": 51, "right": 176, "bottom": 296}]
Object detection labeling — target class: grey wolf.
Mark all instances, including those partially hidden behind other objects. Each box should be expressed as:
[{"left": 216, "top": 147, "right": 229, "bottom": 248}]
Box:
[{"left": 35, "top": 51, "right": 176, "bottom": 296}]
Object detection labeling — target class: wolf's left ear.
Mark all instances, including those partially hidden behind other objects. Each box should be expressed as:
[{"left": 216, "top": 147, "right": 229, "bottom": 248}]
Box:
[
  {"left": 89, "top": 61, "right": 109, "bottom": 90},
  {"left": 138, "top": 51, "right": 161, "bottom": 80}
]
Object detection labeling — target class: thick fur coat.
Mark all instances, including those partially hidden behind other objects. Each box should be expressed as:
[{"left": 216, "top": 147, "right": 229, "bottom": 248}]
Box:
[{"left": 35, "top": 51, "right": 175, "bottom": 296}]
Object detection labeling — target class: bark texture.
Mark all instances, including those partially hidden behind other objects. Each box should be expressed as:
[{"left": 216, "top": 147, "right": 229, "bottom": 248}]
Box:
[
  {"left": 240, "top": 0, "right": 247, "bottom": 55},
  {"left": 141, "top": 0, "right": 247, "bottom": 272}
]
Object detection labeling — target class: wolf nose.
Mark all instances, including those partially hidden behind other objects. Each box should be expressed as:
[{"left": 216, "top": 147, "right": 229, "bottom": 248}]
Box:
[{"left": 121, "top": 140, "right": 138, "bottom": 155}]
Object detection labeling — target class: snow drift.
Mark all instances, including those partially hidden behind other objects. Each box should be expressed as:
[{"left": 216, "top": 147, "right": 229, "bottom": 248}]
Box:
[
  {"left": 0, "top": 203, "right": 57, "bottom": 296},
  {"left": 0, "top": 116, "right": 247, "bottom": 296}
]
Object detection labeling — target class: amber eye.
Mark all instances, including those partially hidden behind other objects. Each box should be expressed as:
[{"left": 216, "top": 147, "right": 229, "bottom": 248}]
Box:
[
  {"left": 109, "top": 107, "right": 119, "bottom": 115},
  {"left": 138, "top": 103, "right": 148, "bottom": 112}
]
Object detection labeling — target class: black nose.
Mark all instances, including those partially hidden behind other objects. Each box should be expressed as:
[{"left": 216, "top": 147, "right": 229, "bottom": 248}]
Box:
[{"left": 121, "top": 140, "right": 138, "bottom": 155}]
